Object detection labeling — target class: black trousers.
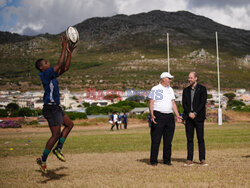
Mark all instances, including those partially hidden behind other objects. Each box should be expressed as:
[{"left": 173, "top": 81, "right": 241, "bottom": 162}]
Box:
[
  {"left": 185, "top": 119, "right": 206, "bottom": 161},
  {"left": 111, "top": 122, "right": 119, "bottom": 130},
  {"left": 150, "top": 111, "right": 175, "bottom": 164}
]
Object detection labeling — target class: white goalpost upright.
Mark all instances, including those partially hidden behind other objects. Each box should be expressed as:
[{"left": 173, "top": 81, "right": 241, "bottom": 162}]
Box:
[
  {"left": 216, "top": 32, "right": 222, "bottom": 125},
  {"left": 167, "top": 33, "right": 170, "bottom": 73}
]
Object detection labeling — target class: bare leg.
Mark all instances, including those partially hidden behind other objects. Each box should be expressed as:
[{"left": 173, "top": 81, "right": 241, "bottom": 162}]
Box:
[
  {"left": 45, "top": 125, "right": 61, "bottom": 150},
  {"left": 61, "top": 114, "right": 74, "bottom": 139}
]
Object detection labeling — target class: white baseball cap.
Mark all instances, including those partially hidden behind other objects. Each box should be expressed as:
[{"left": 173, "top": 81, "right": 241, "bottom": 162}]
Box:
[{"left": 160, "top": 72, "right": 174, "bottom": 79}]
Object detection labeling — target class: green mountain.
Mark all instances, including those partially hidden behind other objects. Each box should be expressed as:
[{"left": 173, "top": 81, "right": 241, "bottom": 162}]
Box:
[{"left": 0, "top": 10, "right": 249, "bottom": 91}]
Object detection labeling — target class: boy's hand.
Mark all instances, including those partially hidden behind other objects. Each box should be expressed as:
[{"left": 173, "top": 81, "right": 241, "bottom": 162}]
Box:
[
  {"left": 67, "top": 43, "right": 76, "bottom": 54},
  {"left": 61, "top": 35, "right": 68, "bottom": 48}
]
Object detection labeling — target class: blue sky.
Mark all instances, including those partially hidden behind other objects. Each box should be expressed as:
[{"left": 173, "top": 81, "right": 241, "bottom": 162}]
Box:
[
  {"left": 0, "top": 0, "right": 250, "bottom": 36},
  {"left": 0, "top": 0, "right": 20, "bottom": 29}
]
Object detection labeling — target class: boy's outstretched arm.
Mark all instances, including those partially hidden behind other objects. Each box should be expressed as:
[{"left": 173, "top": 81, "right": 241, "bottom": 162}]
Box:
[
  {"left": 58, "top": 41, "right": 76, "bottom": 75},
  {"left": 54, "top": 35, "right": 68, "bottom": 74}
]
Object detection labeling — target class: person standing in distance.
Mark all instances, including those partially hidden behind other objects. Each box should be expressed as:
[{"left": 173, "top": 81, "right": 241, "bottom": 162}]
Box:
[
  {"left": 109, "top": 112, "right": 114, "bottom": 131},
  {"left": 122, "top": 112, "right": 128, "bottom": 129},
  {"left": 148, "top": 72, "right": 182, "bottom": 166},
  {"left": 35, "top": 35, "right": 76, "bottom": 173},
  {"left": 182, "top": 72, "right": 208, "bottom": 166}
]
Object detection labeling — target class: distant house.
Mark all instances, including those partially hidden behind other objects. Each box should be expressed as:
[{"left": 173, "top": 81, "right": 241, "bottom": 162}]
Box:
[
  {"left": 244, "top": 55, "right": 250, "bottom": 65},
  {"left": 65, "top": 109, "right": 86, "bottom": 113},
  {"left": 89, "top": 101, "right": 108, "bottom": 107},
  {"left": 34, "top": 99, "right": 43, "bottom": 109},
  {"left": 37, "top": 116, "right": 47, "bottom": 125},
  {"left": 238, "top": 94, "right": 250, "bottom": 105},
  {"left": 236, "top": 89, "right": 246, "bottom": 95},
  {"left": 99, "top": 102, "right": 108, "bottom": 106},
  {"left": 130, "top": 107, "right": 149, "bottom": 115},
  {"left": 0, "top": 98, "right": 10, "bottom": 108}
]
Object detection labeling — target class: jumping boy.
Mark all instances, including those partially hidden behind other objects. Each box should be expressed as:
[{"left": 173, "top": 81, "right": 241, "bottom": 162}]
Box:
[{"left": 35, "top": 35, "right": 76, "bottom": 173}]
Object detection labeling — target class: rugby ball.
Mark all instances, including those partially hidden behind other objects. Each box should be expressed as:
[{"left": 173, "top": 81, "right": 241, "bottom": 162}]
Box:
[{"left": 66, "top": 26, "right": 79, "bottom": 44}]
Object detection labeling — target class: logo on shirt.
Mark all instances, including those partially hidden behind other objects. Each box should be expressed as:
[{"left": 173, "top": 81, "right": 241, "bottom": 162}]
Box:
[{"left": 148, "top": 89, "right": 163, "bottom": 100}]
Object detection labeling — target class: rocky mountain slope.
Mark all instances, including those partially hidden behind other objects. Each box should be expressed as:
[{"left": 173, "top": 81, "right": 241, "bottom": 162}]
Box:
[
  {"left": 75, "top": 10, "right": 250, "bottom": 55},
  {"left": 0, "top": 10, "right": 249, "bottom": 91}
]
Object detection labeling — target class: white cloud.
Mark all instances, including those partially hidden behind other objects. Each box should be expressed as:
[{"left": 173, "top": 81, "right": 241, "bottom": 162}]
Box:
[
  {"left": 0, "top": 1, "right": 4, "bottom": 7},
  {"left": 7, "top": 0, "right": 118, "bottom": 35},
  {"left": 191, "top": 4, "right": 250, "bottom": 30},
  {"left": 115, "top": 0, "right": 187, "bottom": 15},
  {"left": 188, "top": 0, "right": 249, "bottom": 8},
  {"left": 0, "top": 0, "right": 6, "bottom": 7}
]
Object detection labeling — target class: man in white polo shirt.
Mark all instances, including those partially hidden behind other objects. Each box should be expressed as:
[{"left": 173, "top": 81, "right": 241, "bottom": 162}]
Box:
[{"left": 148, "top": 72, "right": 182, "bottom": 166}]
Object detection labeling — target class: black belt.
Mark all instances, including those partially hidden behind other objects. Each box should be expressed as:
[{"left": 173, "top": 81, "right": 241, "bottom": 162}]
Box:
[
  {"left": 45, "top": 102, "right": 58, "bottom": 105},
  {"left": 154, "top": 110, "right": 173, "bottom": 115}
]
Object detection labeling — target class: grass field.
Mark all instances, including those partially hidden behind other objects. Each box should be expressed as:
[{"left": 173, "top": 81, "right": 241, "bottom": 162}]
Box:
[{"left": 0, "top": 122, "right": 249, "bottom": 187}]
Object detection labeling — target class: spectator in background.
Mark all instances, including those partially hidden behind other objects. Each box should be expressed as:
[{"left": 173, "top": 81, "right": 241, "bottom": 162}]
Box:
[
  {"left": 110, "top": 112, "right": 119, "bottom": 131},
  {"left": 147, "top": 113, "right": 152, "bottom": 128},
  {"left": 109, "top": 112, "right": 114, "bottom": 131},
  {"left": 122, "top": 112, "right": 128, "bottom": 129},
  {"left": 118, "top": 112, "right": 122, "bottom": 129},
  {"left": 113, "top": 112, "right": 119, "bottom": 130}
]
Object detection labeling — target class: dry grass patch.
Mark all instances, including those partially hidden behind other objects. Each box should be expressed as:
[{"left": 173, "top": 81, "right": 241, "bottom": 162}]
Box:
[{"left": 0, "top": 149, "right": 249, "bottom": 187}]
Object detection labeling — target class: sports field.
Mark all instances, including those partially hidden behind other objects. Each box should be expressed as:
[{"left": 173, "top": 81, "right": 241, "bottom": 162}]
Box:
[{"left": 0, "top": 121, "right": 249, "bottom": 187}]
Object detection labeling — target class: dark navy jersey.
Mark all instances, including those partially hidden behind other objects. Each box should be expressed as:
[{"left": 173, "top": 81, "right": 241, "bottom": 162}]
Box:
[
  {"left": 110, "top": 114, "right": 114, "bottom": 121},
  {"left": 38, "top": 67, "right": 60, "bottom": 105},
  {"left": 122, "top": 114, "right": 127, "bottom": 122}
]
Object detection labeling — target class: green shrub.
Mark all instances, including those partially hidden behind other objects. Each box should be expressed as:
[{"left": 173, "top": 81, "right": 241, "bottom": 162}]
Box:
[
  {"left": 6, "top": 103, "right": 19, "bottom": 112},
  {"left": 176, "top": 102, "right": 184, "bottom": 114},
  {"left": 227, "top": 99, "right": 245, "bottom": 109},
  {"left": 10, "top": 110, "right": 19, "bottom": 117},
  {"left": 101, "top": 107, "right": 121, "bottom": 114},
  {"left": 65, "top": 112, "right": 87, "bottom": 120},
  {"left": 207, "top": 94, "right": 212, "bottom": 99},
  {"left": 131, "top": 113, "right": 149, "bottom": 121},
  {"left": 241, "top": 105, "right": 250, "bottom": 112},
  {"left": 126, "top": 95, "right": 145, "bottom": 102},
  {"left": 85, "top": 101, "right": 148, "bottom": 115},
  {"left": 86, "top": 106, "right": 102, "bottom": 115},
  {"left": 10, "top": 108, "right": 38, "bottom": 117},
  {"left": 18, "top": 107, "right": 34, "bottom": 116},
  {"left": 21, "top": 120, "right": 39, "bottom": 125},
  {"left": 0, "top": 109, "right": 8, "bottom": 117},
  {"left": 224, "top": 93, "right": 236, "bottom": 101},
  {"left": 233, "top": 105, "right": 250, "bottom": 112},
  {"left": 82, "top": 102, "right": 90, "bottom": 107},
  {"left": 120, "top": 105, "right": 132, "bottom": 112},
  {"left": 36, "top": 109, "right": 42, "bottom": 116}
]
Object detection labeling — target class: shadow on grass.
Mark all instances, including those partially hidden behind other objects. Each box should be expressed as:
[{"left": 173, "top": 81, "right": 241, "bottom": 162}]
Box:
[
  {"left": 137, "top": 157, "right": 187, "bottom": 165},
  {"left": 36, "top": 166, "right": 68, "bottom": 184},
  {"left": 242, "top": 155, "right": 250, "bottom": 158}
]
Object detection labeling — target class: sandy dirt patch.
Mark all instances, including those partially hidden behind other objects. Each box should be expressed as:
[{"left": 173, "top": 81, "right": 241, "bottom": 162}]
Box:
[{"left": 0, "top": 149, "right": 249, "bottom": 187}]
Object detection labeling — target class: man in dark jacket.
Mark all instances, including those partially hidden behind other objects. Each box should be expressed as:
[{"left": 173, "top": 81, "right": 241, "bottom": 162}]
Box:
[{"left": 182, "top": 72, "right": 208, "bottom": 166}]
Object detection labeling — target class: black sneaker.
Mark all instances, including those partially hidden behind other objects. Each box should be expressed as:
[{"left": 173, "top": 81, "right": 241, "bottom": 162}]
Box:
[
  {"left": 163, "top": 161, "right": 172, "bottom": 166},
  {"left": 150, "top": 162, "right": 158, "bottom": 166}
]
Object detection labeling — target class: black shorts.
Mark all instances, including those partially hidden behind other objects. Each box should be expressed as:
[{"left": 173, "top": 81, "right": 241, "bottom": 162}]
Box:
[{"left": 42, "top": 104, "right": 65, "bottom": 127}]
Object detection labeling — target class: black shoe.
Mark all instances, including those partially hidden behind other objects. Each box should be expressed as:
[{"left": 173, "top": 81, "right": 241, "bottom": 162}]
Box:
[
  {"left": 164, "top": 161, "right": 172, "bottom": 166},
  {"left": 150, "top": 162, "right": 158, "bottom": 166}
]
